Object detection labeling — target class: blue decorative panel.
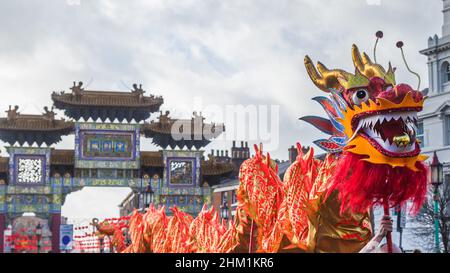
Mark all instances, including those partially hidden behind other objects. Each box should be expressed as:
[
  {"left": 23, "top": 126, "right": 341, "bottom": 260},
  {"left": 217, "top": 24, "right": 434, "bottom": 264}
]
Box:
[
  {"left": 167, "top": 158, "right": 195, "bottom": 186},
  {"left": 160, "top": 150, "right": 206, "bottom": 215},
  {"left": 75, "top": 122, "right": 141, "bottom": 169},
  {"left": 15, "top": 155, "right": 46, "bottom": 185},
  {"left": 51, "top": 177, "right": 148, "bottom": 189},
  {"left": 81, "top": 131, "right": 135, "bottom": 160},
  {"left": 7, "top": 147, "right": 51, "bottom": 187},
  {"left": 163, "top": 150, "right": 202, "bottom": 188}
]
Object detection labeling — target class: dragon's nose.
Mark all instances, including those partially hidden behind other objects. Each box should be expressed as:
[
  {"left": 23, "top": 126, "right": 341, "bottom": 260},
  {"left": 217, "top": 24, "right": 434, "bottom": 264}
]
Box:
[{"left": 377, "top": 84, "right": 423, "bottom": 104}]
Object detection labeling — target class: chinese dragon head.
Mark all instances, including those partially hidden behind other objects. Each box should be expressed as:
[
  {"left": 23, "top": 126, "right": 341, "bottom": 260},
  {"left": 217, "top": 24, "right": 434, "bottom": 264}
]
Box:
[{"left": 301, "top": 43, "right": 428, "bottom": 213}]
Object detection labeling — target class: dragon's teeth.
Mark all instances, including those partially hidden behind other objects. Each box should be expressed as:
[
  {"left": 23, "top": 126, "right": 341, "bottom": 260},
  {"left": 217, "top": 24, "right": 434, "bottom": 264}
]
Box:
[
  {"left": 389, "top": 141, "right": 396, "bottom": 150},
  {"left": 392, "top": 141, "right": 399, "bottom": 149},
  {"left": 376, "top": 117, "right": 382, "bottom": 125},
  {"left": 383, "top": 138, "right": 390, "bottom": 148},
  {"left": 357, "top": 122, "right": 363, "bottom": 131}
]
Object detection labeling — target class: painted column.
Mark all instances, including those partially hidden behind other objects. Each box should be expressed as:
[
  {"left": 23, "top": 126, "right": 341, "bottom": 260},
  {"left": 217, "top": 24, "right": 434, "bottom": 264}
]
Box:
[
  {"left": 0, "top": 214, "right": 5, "bottom": 253},
  {"left": 51, "top": 213, "right": 61, "bottom": 253},
  {"left": 50, "top": 176, "right": 62, "bottom": 253},
  {"left": 434, "top": 59, "right": 440, "bottom": 94},
  {"left": 0, "top": 181, "right": 6, "bottom": 253}
]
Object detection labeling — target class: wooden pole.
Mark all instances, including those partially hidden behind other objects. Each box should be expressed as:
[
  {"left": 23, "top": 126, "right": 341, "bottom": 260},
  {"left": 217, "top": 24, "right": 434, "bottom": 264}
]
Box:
[
  {"left": 248, "top": 220, "right": 255, "bottom": 253},
  {"left": 383, "top": 201, "right": 393, "bottom": 253}
]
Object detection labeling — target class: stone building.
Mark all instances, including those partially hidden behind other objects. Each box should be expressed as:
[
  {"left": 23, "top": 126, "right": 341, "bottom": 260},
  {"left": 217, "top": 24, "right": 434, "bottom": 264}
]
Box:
[{"left": 420, "top": 0, "right": 450, "bottom": 178}]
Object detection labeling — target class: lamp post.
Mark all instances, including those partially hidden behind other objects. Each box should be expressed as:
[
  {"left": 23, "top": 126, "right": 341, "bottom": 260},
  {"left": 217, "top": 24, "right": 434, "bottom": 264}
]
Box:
[
  {"left": 35, "top": 223, "right": 42, "bottom": 253},
  {"left": 220, "top": 201, "right": 229, "bottom": 222},
  {"left": 99, "top": 236, "right": 104, "bottom": 254},
  {"left": 124, "top": 228, "right": 131, "bottom": 247},
  {"left": 143, "top": 184, "right": 154, "bottom": 209},
  {"left": 430, "top": 151, "right": 443, "bottom": 253}
]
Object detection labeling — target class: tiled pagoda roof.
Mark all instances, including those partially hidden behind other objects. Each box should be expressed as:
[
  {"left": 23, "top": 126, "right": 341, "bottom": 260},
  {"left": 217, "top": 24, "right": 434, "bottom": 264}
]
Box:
[
  {"left": 0, "top": 106, "right": 74, "bottom": 146},
  {"left": 52, "top": 82, "right": 163, "bottom": 122},
  {"left": 141, "top": 111, "right": 224, "bottom": 149}
]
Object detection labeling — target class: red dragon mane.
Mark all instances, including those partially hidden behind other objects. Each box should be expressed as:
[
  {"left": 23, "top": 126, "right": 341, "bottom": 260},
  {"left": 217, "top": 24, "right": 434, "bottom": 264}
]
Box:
[{"left": 328, "top": 152, "right": 428, "bottom": 215}]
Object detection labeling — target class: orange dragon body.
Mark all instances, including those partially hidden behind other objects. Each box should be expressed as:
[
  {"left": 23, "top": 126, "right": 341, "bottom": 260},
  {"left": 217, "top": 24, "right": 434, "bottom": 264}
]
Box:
[{"left": 116, "top": 41, "right": 428, "bottom": 253}]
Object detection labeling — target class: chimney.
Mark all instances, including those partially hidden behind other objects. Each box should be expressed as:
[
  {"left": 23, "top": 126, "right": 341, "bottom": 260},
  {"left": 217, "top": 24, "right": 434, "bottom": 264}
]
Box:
[
  {"left": 245, "top": 141, "right": 248, "bottom": 148},
  {"left": 221, "top": 150, "right": 224, "bottom": 157},
  {"left": 211, "top": 149, "right": 214, "bottom": 156},
  {"left": 241, "top": 141, "right": 244, "bottom": 147},
  {"left": 225, "top": 150, "right": 229, "bottom": 157},
  {"left": 288, "top": 145, "right": 298, "bottom": 164},
  {"left": 232, "top": 141, "right": 236, "bottom": 148},
  {"left": 302, "top": 146, "right": 310, "bottom": 155},
  {"left": 216, "top": 150, "right": 220, "bottom": 156}
]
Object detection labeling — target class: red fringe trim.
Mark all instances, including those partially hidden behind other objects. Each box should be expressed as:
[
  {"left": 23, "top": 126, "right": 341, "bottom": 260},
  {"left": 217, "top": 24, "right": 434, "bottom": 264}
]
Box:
[{"left": 328, "top": 152, "right": 428, "bottom": 215}]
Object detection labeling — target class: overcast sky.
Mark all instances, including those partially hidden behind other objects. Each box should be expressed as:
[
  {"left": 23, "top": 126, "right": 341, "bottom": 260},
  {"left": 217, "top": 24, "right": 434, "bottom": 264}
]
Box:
[{"left": 0, "top": 0, "right": 443, "bottom": 222}]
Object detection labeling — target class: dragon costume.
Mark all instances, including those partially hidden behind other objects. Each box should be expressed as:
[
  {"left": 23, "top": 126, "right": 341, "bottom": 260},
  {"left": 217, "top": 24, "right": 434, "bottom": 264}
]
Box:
[
  {"left": 235, "top": 42, "right": 428, "bottom": 253},
  {"left": 103, "top": 40, "right": 428, "bottom": 253}
]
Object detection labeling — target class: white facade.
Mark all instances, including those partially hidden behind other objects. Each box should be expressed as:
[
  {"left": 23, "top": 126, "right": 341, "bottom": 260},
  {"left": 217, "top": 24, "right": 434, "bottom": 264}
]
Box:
[
  {"left": 420, "top": 0, "right": 450, "bottom": 178},
  {"left": 367, "top": 1, "right": 450, "bottom": 252},
  {"left": 371, "top": 0, "right": 450, "bottom": 252}
]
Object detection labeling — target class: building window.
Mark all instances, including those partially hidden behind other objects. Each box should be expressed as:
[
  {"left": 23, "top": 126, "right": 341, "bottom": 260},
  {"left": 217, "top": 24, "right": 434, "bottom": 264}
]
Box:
[
  {"left": 447, "top": 116, "right": 450, "bottom": 145},
  {"left": 221, "top": 192, "right": 228, "bottom": 204},
  {"left": 417, "top": 121, "right": 424, "bottom": 148},
  {"left": 442, "top": 61, "right": 450, "bottom": 86},
  {"left": 447, "top": 63, "right": 450, "bottom": 82},
  {"left": 445, "top": 174, "right": 450, "bottom": 183},
  {"left": 231, "top": 190, "right": 237, "bottom": 204}
]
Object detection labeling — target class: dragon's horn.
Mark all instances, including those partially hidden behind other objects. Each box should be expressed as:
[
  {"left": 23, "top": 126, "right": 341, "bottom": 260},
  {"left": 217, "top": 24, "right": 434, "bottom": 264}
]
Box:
[
  {"left": 316, "top": 61, "right": 329, "bottom": 74},
  {"left": 304, "top": 55, "right": 326, "bottom": 91},
  {"left": 304, "top": 55, "right": 351, "bottom": 92},
  {"left": 362, "top": 52, "right": 374, "bottom": 66},
  {"left": 351, "top": 44, "right": 366, "bottom": 73},
  {"left": 351, "top": 44, "right": 394, "bottom": 85},
  {"left": 352, "top": 44, "right": 381, "bottom": 77}
]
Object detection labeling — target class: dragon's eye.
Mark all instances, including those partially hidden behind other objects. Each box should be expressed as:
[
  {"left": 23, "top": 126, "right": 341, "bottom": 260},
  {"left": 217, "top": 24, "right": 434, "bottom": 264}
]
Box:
[{"left": 352, "top": 89, "right": 369, "bottom": 105}]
